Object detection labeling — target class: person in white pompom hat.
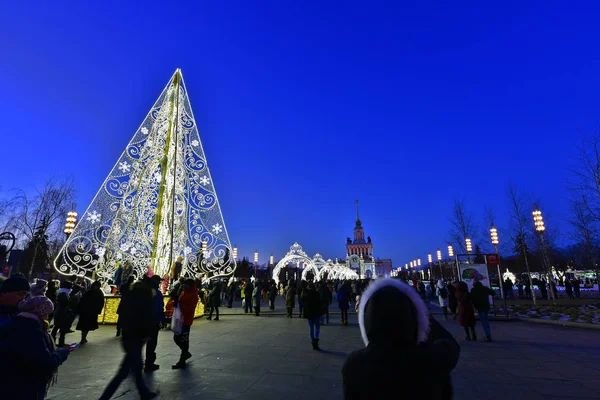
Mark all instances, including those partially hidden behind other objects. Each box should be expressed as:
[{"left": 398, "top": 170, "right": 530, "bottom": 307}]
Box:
[{"left": 342, "top": 278, "right": 460, "bottom": 400}]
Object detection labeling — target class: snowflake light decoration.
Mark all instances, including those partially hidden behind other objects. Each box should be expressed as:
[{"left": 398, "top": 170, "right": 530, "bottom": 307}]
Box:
[
  {"left": 118, "top": 161, "right": 130, "bottom": 173},
  {"left": 87, "top": 211, "right": 101, "bottom": 224},
  {"left": 55, "top": 69, "right": 236, "bottom": 281}
]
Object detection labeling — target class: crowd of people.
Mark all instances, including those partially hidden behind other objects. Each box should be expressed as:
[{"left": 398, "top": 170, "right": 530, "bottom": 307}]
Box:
[
  {"left": 0, "top": 271, "right": 204, "bottom": 399},
  {"left": 1, "top": 268, "right": 483, "bottom": 399},
  {"left": 502, "top": 276, "right": 596, "bottom": 300}
]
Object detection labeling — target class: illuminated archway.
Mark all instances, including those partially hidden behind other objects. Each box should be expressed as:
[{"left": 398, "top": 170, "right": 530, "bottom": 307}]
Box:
[
  {"left": 272, "top": 243, "right": 316, "bottom": 285},
  {"left": 301, "top": 253, "right": 325, "bottom": 282},
  {"left": 317, "top": 259, "right": 359, "bottom": 281}
]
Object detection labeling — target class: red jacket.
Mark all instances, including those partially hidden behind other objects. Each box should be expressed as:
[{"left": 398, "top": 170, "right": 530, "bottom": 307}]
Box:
[{"left": 178, "top": 283, "right": 199, "bottom": 326}]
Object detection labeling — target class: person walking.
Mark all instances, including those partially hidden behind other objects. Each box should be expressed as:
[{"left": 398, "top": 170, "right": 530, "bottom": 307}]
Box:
[
  {"left": 573, "top": 279, "right": 581, "bottom": 299},
  {"left": 253, "top": 280, "right": 262, "bottom": 316},
  {"left": 220, "top": 280, "right": 228, "bottom": 304},
  {"left": 429, "top": 278, "right": 436, "bottom": 300},
  {"left": 342, "top": 278, "right": 460, "bottom": 399},
  {"left": 447, "top": 281, "right": 458, "bottom": 320},
  {"left": 517, "top": 281, "right": 524, "bottom": 299},
  {"left": 76, "top": 281, "right": 105, "bottom": 344},
  {"left": 565, "top": 279, "right": 574, "bottom": 299},
  {"left": 207, "top": 283, "right": 221, "bottom": 321},
  {"left": 0, "top": 295, "right": 71, "bottom": 400},
  {"left": 51, "top": 281, "right": 75, "bottom": 347},
  {"left": 116, "top": 276, "right": 135, "bottom": 337},
  {"left": 338, "top": 281, "right": 351, "bottom": 326},
  {"left": 171, "top": 256, "right": 183, "bottom": 281},
  {"left": 286, "top": 284, "right": 296, "bottom": 317},
  {"left": 243, "top": 280, "right": 254, "bottom": 314},
  {"left": 417, "top": 280, "right": 426, "bottom": 302},
  {"left": 99, "top": 276, "right": 158, "bottom": 400},
  {"left": 504, "top": 278, "right": 515, "bottom": 299},
  {"left": 113, "top": 264, "right": 123, "bottom": 293},
  {"left": 269, "top": 281, "right": 277, "bottom": 310},
  {"left": 225, "top": 280, "right": 235, "bottom": 308},
  {"left": 120, "top": 262, "right": 133, "bottom": 290},
  {"left": 302, "top": 282, "right": 323, "bottom": 350},
  {"left": 540, "top": 280, "right": 548, "bottom": 300},
  {"left": 297, "top": 281, "right": 306, "bottom": 318},
  {"left": 318, "top": 281, "right": 332, "bottom": 324},
  {"left": 456, "top": 281, "right": 477, "bottom": 341},
  {"left": 436, "top": 280, "right": 449, "bottom": 320},
  {"left": 240, "top": 280, "right": 246, "bottom": 307},
  {"left": 145, "top": 275, "right": 165, "bottom": 372},
  {"left": 471, "top": 281, "right": 495, "bottom": 342},
  {"left": 172, "top": 279, "right": 199, "bottom": 369},
  {"left": 524, "top": 280, "right": 532, "bottom": 299}
]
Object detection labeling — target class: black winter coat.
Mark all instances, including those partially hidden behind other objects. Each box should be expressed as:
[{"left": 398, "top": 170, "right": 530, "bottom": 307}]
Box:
[
  {"left": 119, "top": 281, "right": 154, "bottom": 340},
  {"left": 209, "top": 286, "right": 221, "bottom": 307},
  {"left": 343, "top": 319, "right": 459, "bottom": 400},
  {"left": 244, "top": 282, "right": 254, "bottom": 298},
  {"left": 338, "top": 284, "right": 351, "bottom": 310},
  {"left": 286, "top": 287, "right": 296, "bottom": 308},
  {"left": 470, "top": 283, "right": 495, "bottom": 312},
  {"left": 0, "top": 315, "right": 69, "bottom": 399},
  {"left": 447, "top": 284, "right": 458, "bottom": 311},
  {"left": 302, "top": 288, "right": 322, "bottom": 320},
  {"left": 53, "top": 290, "right": 74, "bottom": 329},
  {"left": 76, "top": 287, "right": 105, "bottom": 331},
  {"left": 318, "top": 284, "right": 332, "bottom": 314}
]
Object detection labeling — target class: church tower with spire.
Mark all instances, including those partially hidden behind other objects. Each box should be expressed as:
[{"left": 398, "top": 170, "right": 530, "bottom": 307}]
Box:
[{"left": 346, "top": 200, "right": 375, "bottom": 278}]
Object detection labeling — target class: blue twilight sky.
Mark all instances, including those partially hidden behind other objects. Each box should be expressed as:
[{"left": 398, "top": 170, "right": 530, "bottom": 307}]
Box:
[{"left": 1, "top": 2, "right": 599, "bottom": 266}]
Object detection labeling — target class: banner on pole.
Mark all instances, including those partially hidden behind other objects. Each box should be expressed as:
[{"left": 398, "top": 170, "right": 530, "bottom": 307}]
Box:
[
  {"left": 459, "top": 264, "right": 491, "bottom": 291},
  {"left": 459, "top": 263, "right": 493, "bottom": 305}
]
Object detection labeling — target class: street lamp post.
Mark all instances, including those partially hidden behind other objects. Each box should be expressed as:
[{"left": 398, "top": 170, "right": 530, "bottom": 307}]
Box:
[
  {"left": 427, "top": 254, "right": 433, "bottom": 280},
  {"left": 465, "top": 238, "right": 472, "bottom": 264},
  {"left": 448, "top": 245, "right": 455, "bottom": 280},
  {"left": 490, "top": 225, "right": 510, "bottom": 316},
  {"left": 63, "top": 210, "right": 78, "bottom": 238},
  {"left": 254, "top": 251, "right": 259, "bottom": 279},
  {"left": 436, "top": 249, "right": 442, "bottom": 280},
  {"left": 232, "top": 245, "right": 238, "bottom": 262},
  {"left": 490, "top": 226, "right": 503, "bottom": 299},
  {"left": 533, "top": 208, "right": 555, "bottom": 304}
]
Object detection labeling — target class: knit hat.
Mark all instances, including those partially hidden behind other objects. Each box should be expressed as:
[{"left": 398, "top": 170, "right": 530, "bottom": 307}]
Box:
[
  {"left": 0, "top": 276, "right": 30, "bottom": 294},
  {"left": 30, "top": 279, "right": 48, "bottom": 296},
  {"left": 19, "top": 296, "right": 54, "bottom": 321}
]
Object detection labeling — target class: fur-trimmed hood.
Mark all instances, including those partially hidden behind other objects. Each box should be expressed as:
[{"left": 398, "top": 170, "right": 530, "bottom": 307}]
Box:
[{"left": 358, "top": 278, "right": 430, "bottom": 346}]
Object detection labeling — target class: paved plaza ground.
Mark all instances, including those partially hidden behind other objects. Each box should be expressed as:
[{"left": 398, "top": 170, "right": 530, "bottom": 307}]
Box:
[{"left": 47, "top": 300, "right": 600, "bottom": 400}]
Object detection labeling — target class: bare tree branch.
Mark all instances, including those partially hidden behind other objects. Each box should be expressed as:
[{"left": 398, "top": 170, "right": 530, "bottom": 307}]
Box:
[{"left": 448, "top": 198, "right": 477, "bottom": 253}]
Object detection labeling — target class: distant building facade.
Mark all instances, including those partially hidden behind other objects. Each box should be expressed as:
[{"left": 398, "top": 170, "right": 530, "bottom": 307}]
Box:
[{"left": 344, "top": 201, "right": 392, "bottom": 279}]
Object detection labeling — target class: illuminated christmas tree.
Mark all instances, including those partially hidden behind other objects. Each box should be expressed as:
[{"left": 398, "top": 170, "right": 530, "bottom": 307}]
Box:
[{"left": 55, "top": 69, "right": 235, "bottom": 280}]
